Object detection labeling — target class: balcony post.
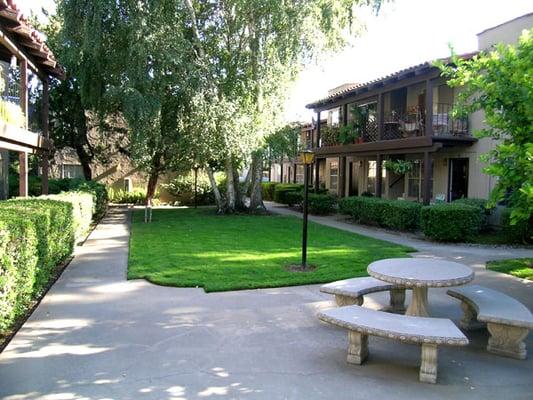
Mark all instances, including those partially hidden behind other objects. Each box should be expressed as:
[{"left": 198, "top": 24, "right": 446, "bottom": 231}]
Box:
[
  {"left": 314, "top": 112, "right": 321, "bottom": 192},
  {"left": 425, "top": 80, "right": 433, "bottom": 137},
  {"left": 19, "top": 58, "right": 28, "bottom": 198},
  {"left": 378, "top": 92, "right": 384, "bottom": 141},
  {"left": 339, "top": 156, "right": 346, "bottom": 197},
  {"left": 41, "top": 78, "right": 50, "bottom": 195},
  {"left": 376, "top": 154, "right": 383, "bottom": 198},
  {"left": 342, "top": 103, "right": 348, "bottom": 127},
  {"left": 316, "top": 111, "right": 321, "bottom": 148},
  {"left": 423, "top": 151, "right": 432, "bottom": 205}
]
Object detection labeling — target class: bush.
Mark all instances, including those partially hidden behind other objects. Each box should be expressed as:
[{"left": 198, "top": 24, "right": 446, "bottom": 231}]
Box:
[
  {"left": 43, "top": 192, "right": 94, "bottom": 241},
  {"left": 108, "top": 188, "right": 151, "bottom": 205},
  {"left": 382, "top": 200, "right": 422, "bottom": 230},
  {"left": 453, "top": 198, "right": 492, "bottom": 231},
  {"left": 421, "top": 203, "right": 482, "bottom": 241},
  {"left": 308, "top": 193, "right": 337, "bottom": 215},
  {"left": 0, "top": 200, "right": 75, "bottom": 294},
  {"left": 261, "top": 182, "right": 278, "bottom": 201},
  {"left": 163, "top": 174, "right": 214, "bottom": 206},
  {"left": 285, "top": 190, "right": 303, "bottom": 207},
  {"left": 338, "top": 196, "right": 421, "bottom": 230},
  {"left": 500, "top": 208, "right": 532, "bottom": 243},
  {"left": 0, "top": 213, "right": 38, "bottom": 332},
  {"left": 273, "top": 184, "right": 304, "bottom": 204}
]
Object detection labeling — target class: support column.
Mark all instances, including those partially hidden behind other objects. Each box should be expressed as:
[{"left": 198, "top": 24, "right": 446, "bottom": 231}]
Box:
[
  {"left": 316, "top": 111, "right": 321, "bottom": 148},
  {"left": 425, "top": 80, "right": 434, "bottom": 137},
  {"left": 19, "top": 58, "right": 28, "bottom": 198},
  {"left": 314, "top": 159, "right": 320, "bottom": 192},
  {"left": 293, "top": 162, "right": 297, "bottom": 183},
  {"left": 376, "top": 154, "right": 383, "bottom": 198},
  {"left": 338, "top": 156, "right": 346, "bottom": 197},
  {"left": 423, "top": 151, "right": 432, "bottom": 205},
  {"left": 378, "top": 92, "right": 384, "bottom": 141},
  {"left": 41, "top": 78, "right": 50, "bottom": 194},
  {"left": 0, "top": 150, "right": 8, "bottom": 199},
  {"left": 280, "top": 162, "right": 283, "bottom": 183}
]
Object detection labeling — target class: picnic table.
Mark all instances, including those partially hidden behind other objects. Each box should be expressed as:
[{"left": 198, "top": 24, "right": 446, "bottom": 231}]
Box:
[{"left": 368, "top": 258, "right": 475, "bottom": 317}]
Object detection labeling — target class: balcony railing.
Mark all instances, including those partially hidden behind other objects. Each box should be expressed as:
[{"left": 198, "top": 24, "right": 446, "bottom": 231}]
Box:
[{"left": 319, "top": 103, "right": 469, "bottom": 147}]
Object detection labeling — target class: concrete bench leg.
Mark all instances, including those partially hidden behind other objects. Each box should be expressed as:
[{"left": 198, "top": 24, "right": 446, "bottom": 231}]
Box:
[
  {"left": 335, "top": 294, "right": 363, "bottom": 307},
  {"left": 419, "top": 344, "right": 438, "bottom": 384},
  {"left": 389, "top": 288, "right": 406, "bottom": 313},
  {"left": 487, "top": 323, "right": 528, "bottom": 360},
  {"left": 458, "top": 302, "right": 485, "bottom": 330},
  {"left": 347, "top": 331, "right": 368, "bottom": 365}
]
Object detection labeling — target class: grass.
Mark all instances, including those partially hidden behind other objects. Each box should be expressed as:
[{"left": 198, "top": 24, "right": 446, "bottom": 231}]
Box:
[
  {"left": 128, "top": 208, "right": 415, "bottom": 292},
  {"left": 486, "top": 258, "right": 533, "bottom": 280}
]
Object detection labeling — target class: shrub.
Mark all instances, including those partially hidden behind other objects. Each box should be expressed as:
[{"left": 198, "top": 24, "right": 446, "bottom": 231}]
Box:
[
  {"left": 273, "top": 184, "right": 304, "bottom": 204},
  {"left": 308, "top": 193, "right": 337, "bottom": 215},
  {"left": 500, "top": 208, "right": 532, "bottom": 243},
  {"left": 0, "top": 213, "right": 38, "bottom": 332},
  {"left": 44, "top": 192, "right": 94, "bottom": 241},
  {"left": 163, "top": 174, "right": 214, "bottom": 206},
  {"left": 338, "top": 196, "right": 421, "bottom": 230},
  {"left": 453, "top": 198, "right": 492, "bottom": 231},
  {"left": 108, "top": 188, "right": 151, "bottom": 205},
  {"left": 382, "top": 200, "right": 422, "bottom": 230},
  {"left": 285, "top": 190, "right": 303, "bottom": 207},
  {"left": 421, "top": 203, "right": 482, "bottom": 241},
  {"left": 1, "top": 200, "right": 75, "bottom": 294},
  {"left": 261, "top": 182, "right": 278, "bottom": 201}
]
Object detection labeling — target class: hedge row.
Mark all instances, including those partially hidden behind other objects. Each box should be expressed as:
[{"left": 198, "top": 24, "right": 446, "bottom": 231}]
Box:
[
  {"left": 339, "top": 196, "right": 421, "bottom": 231},
  {"left": 273, "top": 184, "right": 304, "bottom": 204},
  {"left": 0, "top": 180, "right": 107, "bottom": 333}
]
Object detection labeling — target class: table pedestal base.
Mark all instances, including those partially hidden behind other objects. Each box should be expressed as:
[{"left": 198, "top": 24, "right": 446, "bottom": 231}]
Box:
[{"left": 406, "top": 287, "right": 429, "bottom": 317}]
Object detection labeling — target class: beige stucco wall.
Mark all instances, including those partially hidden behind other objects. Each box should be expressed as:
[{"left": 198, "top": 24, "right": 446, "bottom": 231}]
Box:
[{"left": 478, "top": 13, "right": 533, "bottom": 50}]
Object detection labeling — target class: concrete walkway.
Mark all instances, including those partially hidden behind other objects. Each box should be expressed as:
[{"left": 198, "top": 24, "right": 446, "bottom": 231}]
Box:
[{"left": 0, "top": 206, "right": 532, "bottom": 400}]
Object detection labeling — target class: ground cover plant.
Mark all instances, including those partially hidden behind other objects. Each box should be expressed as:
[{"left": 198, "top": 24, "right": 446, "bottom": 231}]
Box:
[
  {"left": 486, "top": 258, "right": 533, "bottom": 281},
  {"left": 128, "top": 208, "right": 414, "bottom": 292}
]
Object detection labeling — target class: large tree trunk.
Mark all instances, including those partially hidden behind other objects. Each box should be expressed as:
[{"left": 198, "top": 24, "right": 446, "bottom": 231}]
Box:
[
  {"left": 225, "top": 156, "right": 236, "bottom": 212},
  {"left": 233, "top": 165, "right": 245, "bottom": 210},
  {"left": 146, "top": 171, "right": 158, "bottom": 205},
  {"left": 249, "top": 151, "right": 266, "bottom": 212},
  {"left": 207, "top": 166, "right": 224, "bottom": 213},
  {"left": 75, "top": 145, "right": 93, "bottom": 180}
]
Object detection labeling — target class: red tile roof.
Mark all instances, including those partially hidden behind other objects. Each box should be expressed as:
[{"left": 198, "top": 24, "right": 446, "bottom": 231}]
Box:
[{"left": 0, "top": 0, "right": 64, "bottom": 78}]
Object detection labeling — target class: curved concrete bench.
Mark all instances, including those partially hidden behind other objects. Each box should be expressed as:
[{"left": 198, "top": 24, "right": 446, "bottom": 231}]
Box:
[
  {"left": 320, "top": 277, "right": 406, "bottom": 312},
  {"left": 318, "top": 306, "right": 468, "bottom": 384},
  {"left": 447, "top": 285, "right": 533, "bottom": 359}
]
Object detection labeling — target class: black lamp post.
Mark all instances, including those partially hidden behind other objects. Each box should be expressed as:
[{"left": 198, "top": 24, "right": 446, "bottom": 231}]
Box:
[
  {"left": 299, "top": 149, "right": 315, "bottom": 270},
  {"left": 193, "top": 164, "right": 199, "bottom": 209}
]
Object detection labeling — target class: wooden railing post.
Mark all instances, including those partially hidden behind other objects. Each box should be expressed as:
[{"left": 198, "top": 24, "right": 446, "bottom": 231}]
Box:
[
  {"left": 378, "top": 92, "right": 384, "bottom": 141},
  {"left": 425, "top": 80, "right": 433, "bottom": 137}
]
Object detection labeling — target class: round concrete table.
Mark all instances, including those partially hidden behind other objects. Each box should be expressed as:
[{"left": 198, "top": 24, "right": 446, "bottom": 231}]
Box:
[{"left": 368, "top": 258, "right": 474, "bottom": 317}]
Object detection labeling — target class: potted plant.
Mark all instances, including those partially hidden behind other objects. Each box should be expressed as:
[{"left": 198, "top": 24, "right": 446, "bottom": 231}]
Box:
[
  {"left": 383, "top": 159, "right": 414, "bottom": 175},
  {"left": 339, "top": 104, "right": 367, "bottom": 144}
]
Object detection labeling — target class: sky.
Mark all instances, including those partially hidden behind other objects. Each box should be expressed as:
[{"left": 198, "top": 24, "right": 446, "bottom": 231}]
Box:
[{"left": 27, "top": 0, "right": 533, "bottom": 123}]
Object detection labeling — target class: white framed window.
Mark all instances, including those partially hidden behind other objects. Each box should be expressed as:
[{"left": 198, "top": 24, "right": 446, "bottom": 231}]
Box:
[
  {"left": 367, "top": 160, "right": 376, "bottom": 193},
  {"left": 407, "top": 161, "right": 433, "bottom": 200},
  {"left": 62, "top": 164, "right": 84, "bottom": 179},
  {"left": 296, "top": 165, "right": 305, "bottom": 184},
  {"left": 330, "top": 161, "right": 339, "bottom": 190},
  {"left": 124, "top": 178, "right": 132, "bottom": 192}
]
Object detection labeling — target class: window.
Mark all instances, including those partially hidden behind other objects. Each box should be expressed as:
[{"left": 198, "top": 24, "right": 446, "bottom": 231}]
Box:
[
  {"left": 407, "top": 161, "right": 433, "bottom": 200},
  {"left": 296, "top": 165, "right": 305, "bottom": 184},
  {"left": 330, "top": 161, "right": 339, "bottom": 190},
  {"left": 62, "top": 164, "right": 84, "bottom": 179},
  {"left": 124, "top": 178, "right": 132, "bottom": 192},
  {"left": 367, "top": 160, "right": 376, "bottom": 193}
]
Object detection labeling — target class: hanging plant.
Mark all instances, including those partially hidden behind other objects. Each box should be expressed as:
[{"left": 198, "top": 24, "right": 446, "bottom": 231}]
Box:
[{"left": 383, "top": 159, "right": 414, "bottom": 175}]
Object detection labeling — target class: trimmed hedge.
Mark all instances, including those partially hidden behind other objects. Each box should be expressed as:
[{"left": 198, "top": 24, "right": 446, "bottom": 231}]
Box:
[
  {"left": 261, "top": 182, "right": 278, "bottom": 201},
  {"left": 0, "top": 186, "right": 107, "bottom": 334},
  {"left": 308, "top": 193, "right": 337, "bottom": 215},
  {"left": 338, "top": 196, "right": 421, "bottom": 230},
  {"left": 273, "top": 184, "right": 304, "bottom": 204},
  {"left": 285, "top": 190, "right": 303, "bottom": 207},
  {"left": 421, "top": 203, "right": 481, "bottom": 241},
  {"left": 453, "top": 198, "right": 491, "bottom": 231},
  {"left": 0, "top": 214, "right": 38, "bottom": 332}
]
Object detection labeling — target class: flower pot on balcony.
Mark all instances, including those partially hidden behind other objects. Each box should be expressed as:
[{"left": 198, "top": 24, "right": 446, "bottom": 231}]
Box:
[{"left": 356, "top": 137, "right": 364, "bottom": 144}]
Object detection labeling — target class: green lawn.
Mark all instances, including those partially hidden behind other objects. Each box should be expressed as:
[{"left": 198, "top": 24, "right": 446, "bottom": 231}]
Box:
[
  {"left": 128, "top": 208, "right": 414, "bottom": 292},
  {"left": 486, "top": 258, "right": 533, "bottom": 280}
]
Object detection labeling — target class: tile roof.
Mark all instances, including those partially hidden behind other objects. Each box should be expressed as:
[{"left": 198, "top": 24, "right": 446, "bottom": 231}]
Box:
[
  {"left": 0, "top": 0, "right": 64, "bottom": 78},
  {"left": 306, "top": 52, "right": 478, "bottom": 109}
]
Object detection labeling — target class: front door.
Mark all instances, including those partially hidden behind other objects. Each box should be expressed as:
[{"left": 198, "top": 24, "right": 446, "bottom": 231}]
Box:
[
  {"left": 448, "top": 158, "right": 469, "bottom": 201},
  {"left": 348, "top": 162, "right": 358, "bottom": 196}
]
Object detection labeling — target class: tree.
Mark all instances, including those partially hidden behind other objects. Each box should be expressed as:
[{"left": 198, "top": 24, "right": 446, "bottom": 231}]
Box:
[
  {"left": 438, "top": 29, "right": 533, "bottom": 225},
  {"left": 183, "top": 0, "right": 385, "bottom": 212}
]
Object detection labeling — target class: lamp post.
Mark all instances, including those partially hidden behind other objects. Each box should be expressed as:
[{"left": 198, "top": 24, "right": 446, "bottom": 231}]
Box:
[
  {"left": 193, "top": 164, "right": 200, "bottom": 209},
  {"left": 299, "top": 149, "right": 315, "bottom": 270}
]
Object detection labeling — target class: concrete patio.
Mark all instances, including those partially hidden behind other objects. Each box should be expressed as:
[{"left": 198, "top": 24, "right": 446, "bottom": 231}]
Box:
[{"left": 0, "top": 206, "right": 532, "bottom": 400}]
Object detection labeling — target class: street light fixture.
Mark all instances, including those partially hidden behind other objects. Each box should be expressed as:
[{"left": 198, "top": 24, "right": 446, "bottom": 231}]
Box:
[{"left": 299, "top": 149, "right": 315, "bottom": 270}]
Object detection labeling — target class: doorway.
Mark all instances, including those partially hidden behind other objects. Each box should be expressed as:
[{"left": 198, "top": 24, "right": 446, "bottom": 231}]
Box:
[
  {"left": 348, "top": 161, "right": 358, "bottom": 196},
  {"left": 448, "top": 158, "right": 469, "bottom": 201}
]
